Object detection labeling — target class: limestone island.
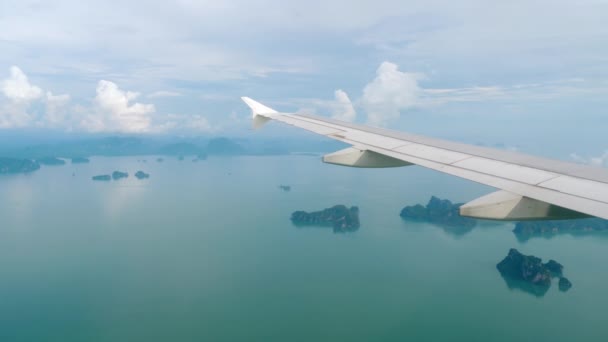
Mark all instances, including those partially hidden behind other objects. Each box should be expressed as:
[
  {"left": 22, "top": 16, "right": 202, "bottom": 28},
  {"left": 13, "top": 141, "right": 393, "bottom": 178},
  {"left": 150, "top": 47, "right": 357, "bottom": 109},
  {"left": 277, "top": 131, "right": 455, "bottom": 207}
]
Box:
[
  {"left": 279, "top": 185, "right": 291, "bottom": 192},
  {"left": 497, "top": 248, "right": 572, "bottom": 296},
  {"left": 112, "top": 171, "right": 128, "bottom": 180},
  {"left": 400, "top": 196, "right": 477, "bottom": 235},
  {"left": 0, "top": 158, "right": 40, "bottom": 174},
  {"left": 291, "top": 205, "right": 360, "bottom": 233},
  {"left": 37, "top": 157, "right": 66, "bottom": 166},
  {"left": 135, "top": 171, "right": 150, "bottom": 179},
  {"left": 513, "top": 218, "right": 608, "bottom": 241},
  {"left": 71, "top": 157, "right": 90, "bottom": 164},
  {"left": 92, "top": 175, "right": 111, "bottom": 181},
  {"left": 559, "top": 277, "right": 573, "bottom": 292}
]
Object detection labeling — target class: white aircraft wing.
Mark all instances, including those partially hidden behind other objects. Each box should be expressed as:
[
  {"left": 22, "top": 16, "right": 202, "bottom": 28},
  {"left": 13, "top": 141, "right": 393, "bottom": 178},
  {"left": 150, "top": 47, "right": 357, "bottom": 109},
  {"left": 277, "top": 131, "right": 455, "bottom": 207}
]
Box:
[{"left": 242, "top": 97, "right": 608, "bottom": 221}]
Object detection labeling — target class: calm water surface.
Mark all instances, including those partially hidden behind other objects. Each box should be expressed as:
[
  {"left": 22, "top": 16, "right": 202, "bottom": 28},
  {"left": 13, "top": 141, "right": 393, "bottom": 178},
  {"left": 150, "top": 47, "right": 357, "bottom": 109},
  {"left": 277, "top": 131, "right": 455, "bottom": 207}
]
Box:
[{"left": 1, "top": 155, "right": 607, "bottom": 341}]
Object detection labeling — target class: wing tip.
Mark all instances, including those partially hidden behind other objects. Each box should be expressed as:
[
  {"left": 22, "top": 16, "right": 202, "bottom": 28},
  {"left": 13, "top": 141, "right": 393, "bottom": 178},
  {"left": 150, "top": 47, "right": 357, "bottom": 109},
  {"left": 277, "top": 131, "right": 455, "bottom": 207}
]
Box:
[{"left": 240, "top": 97, "right": 278, "bottom": 117}]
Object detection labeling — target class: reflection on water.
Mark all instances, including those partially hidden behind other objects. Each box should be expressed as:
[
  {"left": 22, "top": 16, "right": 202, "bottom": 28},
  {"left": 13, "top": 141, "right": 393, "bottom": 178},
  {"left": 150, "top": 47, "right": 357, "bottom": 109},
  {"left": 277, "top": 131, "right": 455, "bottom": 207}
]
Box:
[
  {"left": 514, "top": 230, "right": 608, "bottom": 243},
  {"left": 404, "top": 219, "right": 475, "bottom": 237},
  {"left": 100, "top": 183, "right": 147, "bottom": 219},
  {"left": 292, "top": 221, "right": 360, "bottom": 234},
  {"left": 513, "top": 218, "right": 608, "bottom": 242},
  {"left": 499, "top": 273, "right": 550, "bottom": 297},
  {"left": 3, "top": 175, "right": 36, "bottom": 225}
]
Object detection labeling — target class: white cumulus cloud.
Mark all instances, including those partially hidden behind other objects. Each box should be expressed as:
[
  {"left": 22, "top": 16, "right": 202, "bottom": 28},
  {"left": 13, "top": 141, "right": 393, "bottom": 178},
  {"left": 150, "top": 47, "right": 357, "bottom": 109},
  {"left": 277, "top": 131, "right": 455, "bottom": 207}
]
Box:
[
  {"left": 0, "top": 66, "right": 72, "bottom": 129},
  {"left": 331, "top": 89, "right": 356, "bottom": 122},
  {"left": 0, "top": 66, "right": 44, "bottom": 128},
  {"left": 1, "top": 66, "right": 42, "bottom": 103},
  {"left": 84, "top": 80, "right": 155, "bottom": 133},
  {"left": 361, "top": 61, "right": 422, "bottom": 125},
  {"left": 0, "top": 66, "right": 219, "bottom": 134}
]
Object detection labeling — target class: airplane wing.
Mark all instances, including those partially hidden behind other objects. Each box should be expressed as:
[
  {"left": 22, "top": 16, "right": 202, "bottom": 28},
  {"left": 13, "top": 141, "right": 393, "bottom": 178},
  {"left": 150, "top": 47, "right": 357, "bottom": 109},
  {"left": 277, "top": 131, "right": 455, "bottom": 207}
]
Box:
[{"left": 241, "top": 97, "right": 608, "bottom": 221}]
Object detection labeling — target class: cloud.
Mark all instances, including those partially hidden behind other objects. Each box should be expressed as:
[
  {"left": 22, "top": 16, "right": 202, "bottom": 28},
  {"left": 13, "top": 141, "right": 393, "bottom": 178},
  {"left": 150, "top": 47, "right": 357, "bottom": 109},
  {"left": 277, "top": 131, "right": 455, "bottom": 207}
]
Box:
[
  {"left": 0, "top": 102, "right": 31, "bottom": 129},
  {"left": 361, "top": 61, "right": 422, "bottom": 125},
  {"left": 0, "top": 66, "right": 222, "bottom": 134},
  {"left": 331, "top": 89, "right": 356, "bottom": 122},
  {"left": 188, "top": 114, "right": 213, "bottom": 131},
  {"left": 1, "top": 1, "right": 607, "bottom": 136},
  {"left": 0, "top": 66, "right": 73, "bottom": 129},
  {"left": 84, "top": 80, "right": 155, "bottom": 133},
  {"left": 147, "top": 90, "right": 182, "bottom": 98},
  {"left": 157, "top": 113, "right": 216, "bottom": 133},
  {"left": 0, "top": 66, "right": 42, "bottom": 128},
  {"left": 0, "top": 66, "right": 42, "bottom": 103},
  {"left": 570, "top": 151, "right": 608, "bottom": 167},
  {"left": 44, "top": 91, "right": 71, "bottom": 127}
]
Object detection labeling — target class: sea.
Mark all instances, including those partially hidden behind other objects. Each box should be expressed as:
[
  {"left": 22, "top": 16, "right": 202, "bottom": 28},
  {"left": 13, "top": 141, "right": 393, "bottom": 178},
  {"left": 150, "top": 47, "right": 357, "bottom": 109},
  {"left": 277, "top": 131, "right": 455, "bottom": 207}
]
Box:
[{"left": 1, "top": 155, "right": 607, "bottom": 342}]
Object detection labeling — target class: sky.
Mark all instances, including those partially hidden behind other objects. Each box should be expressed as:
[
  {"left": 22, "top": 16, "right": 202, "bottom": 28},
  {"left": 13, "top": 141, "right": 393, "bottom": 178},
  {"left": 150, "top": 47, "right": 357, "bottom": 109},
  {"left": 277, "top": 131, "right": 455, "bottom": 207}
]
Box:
[{"left": 0, "top": 0, "right": 607, "bottom": 162}]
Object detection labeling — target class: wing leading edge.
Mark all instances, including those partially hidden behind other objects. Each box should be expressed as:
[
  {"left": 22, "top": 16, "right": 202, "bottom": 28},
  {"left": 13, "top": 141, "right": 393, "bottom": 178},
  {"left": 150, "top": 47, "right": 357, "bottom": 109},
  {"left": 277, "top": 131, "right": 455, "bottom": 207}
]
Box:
[{"left": 241, "top": 97, "right": 608, "bottom": 220}]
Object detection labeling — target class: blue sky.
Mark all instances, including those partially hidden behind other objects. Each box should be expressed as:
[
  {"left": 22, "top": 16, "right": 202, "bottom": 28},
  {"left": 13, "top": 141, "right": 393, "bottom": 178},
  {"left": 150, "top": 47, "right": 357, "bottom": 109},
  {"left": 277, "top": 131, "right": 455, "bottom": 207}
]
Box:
[{"left": 1, "top": 0, "right": 607, "bottom": 161}]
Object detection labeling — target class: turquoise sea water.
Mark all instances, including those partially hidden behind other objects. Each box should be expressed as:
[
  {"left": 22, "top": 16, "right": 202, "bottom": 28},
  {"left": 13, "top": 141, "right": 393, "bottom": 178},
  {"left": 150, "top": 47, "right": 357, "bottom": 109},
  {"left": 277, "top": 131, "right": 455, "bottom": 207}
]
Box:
[{"left": 1, "top": 155, "right": 608, "bottom": 341}]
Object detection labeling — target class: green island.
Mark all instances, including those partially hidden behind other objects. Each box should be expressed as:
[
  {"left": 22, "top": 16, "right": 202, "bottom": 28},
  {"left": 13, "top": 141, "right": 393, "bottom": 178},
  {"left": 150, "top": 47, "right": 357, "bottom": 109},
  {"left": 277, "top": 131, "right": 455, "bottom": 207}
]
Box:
[
  {"left": 135, "top": 171, "right": 150, "bottom": 179},
  {"left": 400, "top": 196, "right": 477, "bottom": 234},
  {"left": 291, "top": 205, "right": 360, "bottom": 233},
  {"left": 71, "top": 157, "right": 90, "bottom": 164},
  {"left": 92, "top": 175, "right": 111, "bottom": 181},
  {"left": 497, "top": 248, "right": 572, "bottom": 297},
  {"left": 112, "top": 171, "right": 128, "bottom": 180},
  {"left": 37, "top": 157, "right": 66, "bottom": 166},
  {"left": 0, "top": 158, "right": 40, "bottom": 174}
]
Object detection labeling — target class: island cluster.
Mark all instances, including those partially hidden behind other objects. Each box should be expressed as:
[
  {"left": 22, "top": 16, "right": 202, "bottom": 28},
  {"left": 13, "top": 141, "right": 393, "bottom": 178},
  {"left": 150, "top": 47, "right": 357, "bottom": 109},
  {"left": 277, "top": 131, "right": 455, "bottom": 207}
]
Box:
[{"left": 92, "top": 170, "right": 150, "bottom": 181}]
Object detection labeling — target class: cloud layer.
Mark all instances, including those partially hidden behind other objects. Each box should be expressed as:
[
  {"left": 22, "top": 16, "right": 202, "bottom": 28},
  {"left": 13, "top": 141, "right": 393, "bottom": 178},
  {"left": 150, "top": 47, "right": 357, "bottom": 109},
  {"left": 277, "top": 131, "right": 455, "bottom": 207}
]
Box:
[{"left": 0, "top": 66, "right": 217, "bottom": 133}]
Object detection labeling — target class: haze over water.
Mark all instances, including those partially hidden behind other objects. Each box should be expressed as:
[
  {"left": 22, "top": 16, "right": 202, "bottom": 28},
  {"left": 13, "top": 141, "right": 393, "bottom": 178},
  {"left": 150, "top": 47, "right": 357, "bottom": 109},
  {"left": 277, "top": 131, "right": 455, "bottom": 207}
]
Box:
[{"left": 1, "top": 155, "right": 608, "bottom": 341}]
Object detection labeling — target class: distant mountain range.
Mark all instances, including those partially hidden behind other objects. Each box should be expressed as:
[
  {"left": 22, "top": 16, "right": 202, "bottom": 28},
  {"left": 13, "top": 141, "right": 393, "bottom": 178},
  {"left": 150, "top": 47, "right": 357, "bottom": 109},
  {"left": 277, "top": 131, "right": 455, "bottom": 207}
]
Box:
[
  {"left": 0, "top": 135, "right": 348, "bottom": 174},
  {"left": 0, "top": 135, "right": 347, "bottom": 160}
]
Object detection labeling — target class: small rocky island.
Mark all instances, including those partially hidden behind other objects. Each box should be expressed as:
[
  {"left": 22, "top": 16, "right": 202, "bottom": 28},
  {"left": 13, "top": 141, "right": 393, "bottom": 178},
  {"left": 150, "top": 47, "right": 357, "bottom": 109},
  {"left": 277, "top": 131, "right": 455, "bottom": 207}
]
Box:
[
  {"left": 513, "top": 218, "right": 608, "bottom": 241},
  {"left": 559, "top": 277, "right": 573, "bottom": 292},
  {"left": 291, "top": 205, "right": 360, "bottom": 233},
  {"left": 400, "top": 196, "right": 477, "bottom": 234},
  {"left": 36, "top": 157, "right": 66, "bottom": 166},
  {"left": 0, "top": 158, "right": 40, "bottom": 174},
  {"left": 135, "top": 171, "right": 150, "bottom": 179},
  {"left": 112, "top": 171, "right": 128, "bottom": 180},
  {"left": 71, "top": 157, "right": 90, "bottom": 164},
  {"left": 497, "top": 249, "right": 572, "bottom": 296},
  {"left": 92, "top": 174, "right": 111, "bottom": 181}
]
